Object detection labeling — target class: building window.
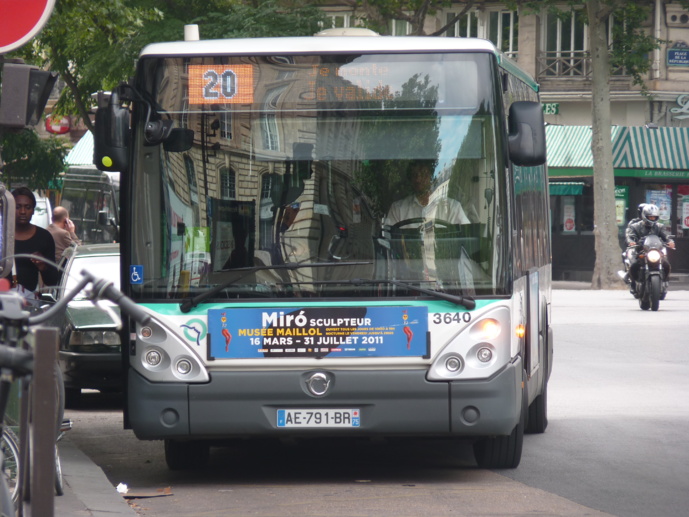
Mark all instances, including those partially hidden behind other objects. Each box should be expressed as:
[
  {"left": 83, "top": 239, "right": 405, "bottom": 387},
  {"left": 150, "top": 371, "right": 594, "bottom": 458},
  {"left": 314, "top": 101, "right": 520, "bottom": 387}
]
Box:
[
  {"left": 220, "top": 167, "right": 236, "bottom": 200},
  {"left": 184, "top": 155, "right": 198, "bottom": 207},
  {"left": 326, "top": 13, "right": 352, "bottom": 28},
  {"left": 390, "top": 19, "right": 410, "bottom": 35},
  {"left": 542, "top": 10, "right": 588, "bottom": 77},
  {"left": 220, "top": 111, "right": 232, "bottom": 140},
  {"left": 261, "top": 87, "right": 285, "bottom": 152},
  {"left": 488, "top": 10, "right": 519, "bottom": 58},
  {"left": 445, "top": 11, "right": 479, "bottom": 37}
]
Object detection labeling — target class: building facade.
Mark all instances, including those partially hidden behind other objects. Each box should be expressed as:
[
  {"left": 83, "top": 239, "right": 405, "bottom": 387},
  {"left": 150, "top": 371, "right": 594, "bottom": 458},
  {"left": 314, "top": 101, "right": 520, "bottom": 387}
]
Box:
[{"left": 322, "top": 1, "right": 689, "bottom": 280}]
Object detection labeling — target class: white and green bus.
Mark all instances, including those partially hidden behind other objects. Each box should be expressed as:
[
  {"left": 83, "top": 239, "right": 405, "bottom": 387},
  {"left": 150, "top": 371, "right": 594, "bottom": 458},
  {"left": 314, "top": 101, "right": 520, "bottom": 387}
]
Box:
[{"left": 94, "top": 28, "right": 552, "bottom": 470}]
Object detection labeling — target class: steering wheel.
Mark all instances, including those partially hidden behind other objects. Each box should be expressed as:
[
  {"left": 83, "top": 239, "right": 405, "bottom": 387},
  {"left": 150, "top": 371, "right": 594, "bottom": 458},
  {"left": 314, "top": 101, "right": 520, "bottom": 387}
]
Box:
[{"left": 391, "top": 218, "right": 456, "bottom": 230}]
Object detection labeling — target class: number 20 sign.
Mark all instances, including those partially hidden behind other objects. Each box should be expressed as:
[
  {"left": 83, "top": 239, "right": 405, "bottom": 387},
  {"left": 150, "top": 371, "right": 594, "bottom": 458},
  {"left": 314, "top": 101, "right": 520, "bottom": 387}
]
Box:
[{"left": 188, "top": 65, "right": 254, "bottom": 104}]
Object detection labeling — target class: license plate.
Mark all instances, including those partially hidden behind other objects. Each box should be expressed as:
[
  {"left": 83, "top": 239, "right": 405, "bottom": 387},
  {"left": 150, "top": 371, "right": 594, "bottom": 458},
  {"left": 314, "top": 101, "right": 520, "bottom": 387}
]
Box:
[{"left": 277, "top": 409, "right": 361, "bottom": 428}]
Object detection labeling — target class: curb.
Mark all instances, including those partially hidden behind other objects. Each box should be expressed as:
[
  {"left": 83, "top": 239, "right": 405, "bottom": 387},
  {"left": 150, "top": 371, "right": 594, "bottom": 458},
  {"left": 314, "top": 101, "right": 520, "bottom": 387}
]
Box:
[{"left": 56, "top": 436, "right": 137, "bottom": 517}]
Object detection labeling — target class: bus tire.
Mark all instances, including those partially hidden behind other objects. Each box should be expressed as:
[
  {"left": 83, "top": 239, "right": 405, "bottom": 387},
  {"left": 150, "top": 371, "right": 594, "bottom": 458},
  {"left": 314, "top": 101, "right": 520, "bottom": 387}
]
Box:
[
  {"left": 164, "top": 439, "right": 210, "bottom": 471},
  {"left": 473, "top": 377, "right": 525, "bottom": 469},
  {"left": 526, "top": 333, "right": 548, "bottom": 434},
  {"left": 525, "top": 386, "right": 547, "bottom": 434}
]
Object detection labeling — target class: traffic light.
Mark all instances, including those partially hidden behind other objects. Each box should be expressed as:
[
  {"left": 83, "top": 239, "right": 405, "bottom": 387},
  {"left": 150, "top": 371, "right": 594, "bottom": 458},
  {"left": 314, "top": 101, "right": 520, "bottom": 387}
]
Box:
[{"left": 0, "top": 63, "right": 58, "bottom": 129}]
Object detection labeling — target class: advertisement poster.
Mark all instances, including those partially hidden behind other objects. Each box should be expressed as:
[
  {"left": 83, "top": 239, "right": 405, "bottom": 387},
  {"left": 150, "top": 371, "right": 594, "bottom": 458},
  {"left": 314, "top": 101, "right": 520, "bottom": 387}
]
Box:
[
  {"left": 679, "top": 185, "right": 689, "bottom": 230},
  {"left": 562, "top": 196, "right": 576, "bottom": 233},
  {"left": 615, "top": 186, "right": 628, "bottom": 226},
  {"left": 208, "top": 306, "right": 429, "bottom": 359},
  {"left": 646, "top": 186, "right": 672, "bottom": 227}
]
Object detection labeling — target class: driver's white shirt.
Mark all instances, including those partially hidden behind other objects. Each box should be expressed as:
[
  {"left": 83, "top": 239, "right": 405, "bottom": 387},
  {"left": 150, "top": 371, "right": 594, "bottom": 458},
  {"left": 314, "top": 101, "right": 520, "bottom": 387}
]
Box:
[{"left": 385, "top": 194, "right": 470, "bottom": 227}]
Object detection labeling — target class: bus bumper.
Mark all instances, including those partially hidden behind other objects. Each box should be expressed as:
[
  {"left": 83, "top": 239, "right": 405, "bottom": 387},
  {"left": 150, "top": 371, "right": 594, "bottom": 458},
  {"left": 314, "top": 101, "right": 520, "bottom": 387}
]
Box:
[{"left": 127, "top": 357, "right": 522, "bottom": 440}]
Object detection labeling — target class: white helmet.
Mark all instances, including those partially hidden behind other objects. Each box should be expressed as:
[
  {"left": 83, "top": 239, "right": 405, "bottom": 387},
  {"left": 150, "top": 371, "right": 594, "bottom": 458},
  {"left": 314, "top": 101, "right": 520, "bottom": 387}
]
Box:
[{"left": 641, "top": 204, "right": 660, "bottom": 227}]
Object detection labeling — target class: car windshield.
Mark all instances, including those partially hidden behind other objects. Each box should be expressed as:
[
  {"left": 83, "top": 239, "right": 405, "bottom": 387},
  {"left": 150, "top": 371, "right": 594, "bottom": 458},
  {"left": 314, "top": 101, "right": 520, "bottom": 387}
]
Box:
[{"left": 64, "top": 254, "right": 120, "bottom": 300}]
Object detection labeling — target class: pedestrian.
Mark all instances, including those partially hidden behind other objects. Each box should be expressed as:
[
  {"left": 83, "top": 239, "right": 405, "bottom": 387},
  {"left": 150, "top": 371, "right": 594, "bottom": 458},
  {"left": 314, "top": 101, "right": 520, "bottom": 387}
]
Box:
[
  {"left": 47, "top": 206, "right": 81, "bottom": 262},
  {"left": 12, "top": 187, "right": 59, "bottom": 294}
]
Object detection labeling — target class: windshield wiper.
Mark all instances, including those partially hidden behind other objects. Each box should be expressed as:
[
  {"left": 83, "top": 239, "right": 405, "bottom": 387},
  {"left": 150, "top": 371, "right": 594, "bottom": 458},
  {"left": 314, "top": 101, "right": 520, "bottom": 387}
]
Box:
[
  {"left": 313, "top": 278, "right": 476, "bottom": 310},
  {"left": 179, "top": 261, "right": 371, "bottom": 313}
]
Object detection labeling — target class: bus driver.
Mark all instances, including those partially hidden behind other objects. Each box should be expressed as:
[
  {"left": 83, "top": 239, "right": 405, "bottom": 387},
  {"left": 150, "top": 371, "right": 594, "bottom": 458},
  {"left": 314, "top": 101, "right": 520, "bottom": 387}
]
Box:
[{"left": 385, "top": 161, "right": 471, "bottom": 227}]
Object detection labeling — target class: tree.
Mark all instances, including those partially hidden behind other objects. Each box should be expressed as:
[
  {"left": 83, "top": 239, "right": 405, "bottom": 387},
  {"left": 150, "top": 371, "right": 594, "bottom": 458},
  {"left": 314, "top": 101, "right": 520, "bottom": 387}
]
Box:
[
  {"left": 334, "top": 1, "right": 488, "bottom": 35},
  {"left": 0, "top": 129, "right": 68, "bottom": 189},
  {"left": 517, "top": 0, "right": 687, "bottom": 288}
]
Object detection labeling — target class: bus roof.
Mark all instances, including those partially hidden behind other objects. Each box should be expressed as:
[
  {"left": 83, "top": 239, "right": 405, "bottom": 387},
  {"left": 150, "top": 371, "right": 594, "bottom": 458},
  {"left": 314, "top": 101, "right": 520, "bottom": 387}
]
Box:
[
  {"left": 141, "top": 35, "right": 499, "bottom": 57},
  {"left": 140, "top": 35, "right": 538, "bottom": 92}
]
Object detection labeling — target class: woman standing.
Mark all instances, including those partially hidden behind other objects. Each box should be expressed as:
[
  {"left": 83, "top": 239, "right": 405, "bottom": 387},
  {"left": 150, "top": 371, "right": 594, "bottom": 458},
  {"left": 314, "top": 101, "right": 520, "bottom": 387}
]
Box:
[{"left": 12, "top": 187, "right": 59, "bottom": 293}]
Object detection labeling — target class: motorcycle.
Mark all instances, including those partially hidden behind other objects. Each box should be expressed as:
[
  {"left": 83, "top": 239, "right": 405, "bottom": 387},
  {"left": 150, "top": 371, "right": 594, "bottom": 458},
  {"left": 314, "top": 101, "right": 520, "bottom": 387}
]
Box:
[{"left": 618, "top": 234, "right": 669, "bottom": 311}]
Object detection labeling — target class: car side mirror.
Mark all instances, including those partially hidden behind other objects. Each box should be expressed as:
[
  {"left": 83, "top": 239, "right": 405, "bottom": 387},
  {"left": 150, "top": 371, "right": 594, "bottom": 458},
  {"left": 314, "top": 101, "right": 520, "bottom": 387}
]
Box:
[{"left": 508, "top": 101, "right": 546, "bottom": 167}]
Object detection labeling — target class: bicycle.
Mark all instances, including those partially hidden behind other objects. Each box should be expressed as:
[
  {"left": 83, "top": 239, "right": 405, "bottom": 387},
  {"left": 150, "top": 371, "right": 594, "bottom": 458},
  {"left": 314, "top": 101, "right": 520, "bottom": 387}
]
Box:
[{"left": 0, "top": 269, "right": 150, "bottom": 517}]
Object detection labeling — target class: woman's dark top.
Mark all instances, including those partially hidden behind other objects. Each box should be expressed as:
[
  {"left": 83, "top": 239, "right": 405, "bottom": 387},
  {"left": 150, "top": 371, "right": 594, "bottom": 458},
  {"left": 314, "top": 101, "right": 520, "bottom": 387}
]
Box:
[{"left": 15, "top": 226, "right": 60, "bottom": 291}]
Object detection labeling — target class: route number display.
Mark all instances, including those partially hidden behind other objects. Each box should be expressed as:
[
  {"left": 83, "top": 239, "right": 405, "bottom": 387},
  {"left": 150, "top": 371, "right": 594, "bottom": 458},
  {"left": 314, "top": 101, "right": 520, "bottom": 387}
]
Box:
[{"left": 188, "top": 65, "right": 254, "bottom": 104}]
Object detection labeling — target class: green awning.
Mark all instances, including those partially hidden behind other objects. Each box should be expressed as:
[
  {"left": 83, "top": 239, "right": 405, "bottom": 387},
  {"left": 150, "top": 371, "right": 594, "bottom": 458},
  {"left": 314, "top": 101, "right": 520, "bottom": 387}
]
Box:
[
  {"left": 65, "top": 131, "right": 94, "bottom": 166},
  {"left": 546, "top": 125, "right": 689, "bottom": 176},
  {"left": 549, "top": 182, "right": 585, "bottom": 196}
]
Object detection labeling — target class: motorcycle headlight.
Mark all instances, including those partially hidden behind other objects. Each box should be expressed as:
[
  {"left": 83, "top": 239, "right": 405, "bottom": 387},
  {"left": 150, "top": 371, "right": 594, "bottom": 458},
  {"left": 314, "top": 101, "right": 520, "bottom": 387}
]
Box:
[{"left": 647, "top": 249, "right": 662, "bottom": 263}]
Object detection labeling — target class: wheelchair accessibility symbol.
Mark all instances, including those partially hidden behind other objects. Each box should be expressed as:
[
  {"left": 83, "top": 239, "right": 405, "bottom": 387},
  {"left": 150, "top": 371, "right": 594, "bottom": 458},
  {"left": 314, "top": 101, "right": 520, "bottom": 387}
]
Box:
[{"left": 130, "top": 265, "right": 144, "bottom": 284}]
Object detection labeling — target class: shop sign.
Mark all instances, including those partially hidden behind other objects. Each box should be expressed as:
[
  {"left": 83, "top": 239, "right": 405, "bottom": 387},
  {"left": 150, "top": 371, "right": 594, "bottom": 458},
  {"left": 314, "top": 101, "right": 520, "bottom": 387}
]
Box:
[
  {"left": 670, "top": 94, "right": 689, "bottom": 120},
  {"left": 617, "top": 169, "right": 689, "bottom": 179},
  {"left": 543, "top": 103, "right": 559, "bottom": 115},
  {"left": 668, "top": 41, "right": 689, "bottom": 67}
]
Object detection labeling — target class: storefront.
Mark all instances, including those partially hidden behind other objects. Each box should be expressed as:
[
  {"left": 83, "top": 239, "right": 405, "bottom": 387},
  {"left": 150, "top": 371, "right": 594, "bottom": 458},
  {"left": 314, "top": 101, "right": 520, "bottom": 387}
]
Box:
[{"left": 546, "top": 125, "right": 689, "bottom": 281}]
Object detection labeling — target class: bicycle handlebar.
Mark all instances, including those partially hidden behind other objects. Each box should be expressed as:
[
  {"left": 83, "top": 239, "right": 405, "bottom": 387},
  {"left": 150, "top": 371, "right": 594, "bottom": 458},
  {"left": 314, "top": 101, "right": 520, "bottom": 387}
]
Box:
[
  {"left": 2, "top": 270, "right": 151, "bottom": 328},
  {"left": 0, "top": 345, "right": 33, "bottom": 375}
]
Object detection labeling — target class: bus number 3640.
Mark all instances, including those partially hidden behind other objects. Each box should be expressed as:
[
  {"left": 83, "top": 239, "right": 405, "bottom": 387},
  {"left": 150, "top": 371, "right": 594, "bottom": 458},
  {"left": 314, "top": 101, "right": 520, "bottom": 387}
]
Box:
[{"left": 432, "top": 312, "right": 472, "bottom": 325}]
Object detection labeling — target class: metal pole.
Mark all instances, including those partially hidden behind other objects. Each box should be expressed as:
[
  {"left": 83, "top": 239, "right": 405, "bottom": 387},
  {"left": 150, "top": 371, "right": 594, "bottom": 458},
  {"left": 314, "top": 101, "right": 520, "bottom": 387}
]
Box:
[{"left": 28, "top": 327, "right": 58, "bottom": 517}]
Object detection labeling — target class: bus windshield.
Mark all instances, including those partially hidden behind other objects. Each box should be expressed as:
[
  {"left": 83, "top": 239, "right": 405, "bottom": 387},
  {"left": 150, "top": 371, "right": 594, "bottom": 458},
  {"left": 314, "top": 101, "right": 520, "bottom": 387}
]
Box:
[{"left": 129, "top": 52, "right": 508, "bottom": 301}]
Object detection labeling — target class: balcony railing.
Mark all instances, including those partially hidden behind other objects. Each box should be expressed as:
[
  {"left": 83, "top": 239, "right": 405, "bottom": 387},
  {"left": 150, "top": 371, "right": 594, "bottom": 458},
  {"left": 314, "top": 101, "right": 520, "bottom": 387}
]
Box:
[{"left": 537, "top": 51, "right": 626, "bottom": 80}]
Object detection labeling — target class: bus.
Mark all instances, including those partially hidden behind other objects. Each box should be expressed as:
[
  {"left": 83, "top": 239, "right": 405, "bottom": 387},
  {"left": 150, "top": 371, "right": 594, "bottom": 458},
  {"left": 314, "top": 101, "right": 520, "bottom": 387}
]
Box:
[
  {"left": 59, "top": 167, "right": 120, "bottom": 243},
  {"left": 93, "top": 28, "right": 552, "bottom": 470}
]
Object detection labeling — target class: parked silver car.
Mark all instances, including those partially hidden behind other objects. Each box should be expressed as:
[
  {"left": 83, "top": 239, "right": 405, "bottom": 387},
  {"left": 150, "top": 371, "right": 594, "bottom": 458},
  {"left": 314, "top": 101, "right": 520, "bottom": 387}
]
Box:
[{"left": 47, "top": 244, "right": 121, "bottom": 407}]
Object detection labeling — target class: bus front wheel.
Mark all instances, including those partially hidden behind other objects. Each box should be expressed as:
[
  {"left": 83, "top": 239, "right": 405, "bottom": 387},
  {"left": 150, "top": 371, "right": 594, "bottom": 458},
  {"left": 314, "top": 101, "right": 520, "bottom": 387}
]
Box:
[
  {"left": 473, "top": 376, "right": 526, "bottom": 469},
  {"left": 164, "top": 439, "right": 210, "bottom": 470}
]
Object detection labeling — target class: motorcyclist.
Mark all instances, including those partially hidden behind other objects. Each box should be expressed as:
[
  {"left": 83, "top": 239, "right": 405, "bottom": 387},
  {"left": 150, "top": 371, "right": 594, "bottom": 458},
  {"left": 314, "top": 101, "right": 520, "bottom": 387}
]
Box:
[{"left": 625, "top": 204, "right": 675, "bottom": 290}]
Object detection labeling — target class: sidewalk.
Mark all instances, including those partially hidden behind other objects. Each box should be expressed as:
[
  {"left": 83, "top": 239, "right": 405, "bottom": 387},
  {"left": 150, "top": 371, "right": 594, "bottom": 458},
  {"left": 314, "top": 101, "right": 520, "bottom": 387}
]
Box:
[{"left": 55, "top": 436, "right": 136, "bottom": 517}]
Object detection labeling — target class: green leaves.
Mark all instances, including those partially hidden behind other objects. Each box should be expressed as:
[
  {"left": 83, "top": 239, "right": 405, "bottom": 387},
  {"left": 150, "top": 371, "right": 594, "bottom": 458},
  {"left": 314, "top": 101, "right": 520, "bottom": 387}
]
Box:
[{"left": 0, "top": 129, "right": 68, "bottom": 189}]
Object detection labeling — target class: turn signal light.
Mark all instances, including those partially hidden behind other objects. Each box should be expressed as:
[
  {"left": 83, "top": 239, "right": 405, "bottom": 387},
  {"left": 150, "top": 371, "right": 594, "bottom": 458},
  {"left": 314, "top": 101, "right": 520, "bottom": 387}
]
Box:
[{"left": 515, "top": 324, "right": 526, "bottom": 339}]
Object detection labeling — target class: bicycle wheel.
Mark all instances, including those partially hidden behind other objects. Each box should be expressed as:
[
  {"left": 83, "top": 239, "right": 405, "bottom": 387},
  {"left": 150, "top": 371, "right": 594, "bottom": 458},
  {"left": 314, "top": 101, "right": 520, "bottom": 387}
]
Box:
[
  {"left": 54, "top": 444, "right": 63, "bottom": 496},
  {"left": 1, "top": 426, "right": 21, "bottom": 506}
]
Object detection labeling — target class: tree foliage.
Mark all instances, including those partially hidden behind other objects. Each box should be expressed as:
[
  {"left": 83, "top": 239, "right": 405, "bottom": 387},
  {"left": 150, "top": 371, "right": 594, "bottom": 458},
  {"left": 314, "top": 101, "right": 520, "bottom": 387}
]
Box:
[{"left": 0, "top": 130, "right": 68, "bottom": 189}]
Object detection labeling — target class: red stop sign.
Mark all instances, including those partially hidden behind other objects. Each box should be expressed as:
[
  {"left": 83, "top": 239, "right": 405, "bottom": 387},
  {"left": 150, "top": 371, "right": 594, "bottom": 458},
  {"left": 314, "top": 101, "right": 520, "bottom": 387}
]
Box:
[{"left": 0, "top": 0, "right": 56, "bottom": 54}]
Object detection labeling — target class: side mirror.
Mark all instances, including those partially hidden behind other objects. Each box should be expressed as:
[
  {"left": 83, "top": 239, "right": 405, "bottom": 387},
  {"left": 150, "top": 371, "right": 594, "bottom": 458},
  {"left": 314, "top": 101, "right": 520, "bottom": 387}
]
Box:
[
  {"left": 94, "top": 89, "right": 130, "bottom": 173},
  {"left": 0, "top": 185, "right": 15, "bottom": 279},
  {"left": 97, "top": 210, "right": 109, "bottom": 226},
  {"left": 507, "top": 101, "right": 546, "bottom": 167},
  {"left": 163, "top": 128, "right": 195, "bottom": 152}
]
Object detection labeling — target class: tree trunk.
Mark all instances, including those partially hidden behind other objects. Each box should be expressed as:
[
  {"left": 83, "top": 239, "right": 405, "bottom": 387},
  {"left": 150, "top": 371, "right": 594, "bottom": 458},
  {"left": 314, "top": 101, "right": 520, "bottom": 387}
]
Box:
[{"left": 587, "top": 1, "right": 623, "bottom": 289}]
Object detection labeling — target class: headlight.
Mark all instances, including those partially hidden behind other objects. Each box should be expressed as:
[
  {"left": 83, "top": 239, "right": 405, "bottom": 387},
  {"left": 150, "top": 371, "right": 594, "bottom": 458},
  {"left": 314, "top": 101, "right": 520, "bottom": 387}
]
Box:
[
  {"left": 427, "top": 307, "right": 510, "bottom": 381},
  {"left": 68, "top": 330, "right": 121, "bottom": 352},
  {"left": 69, "top": 330, "right": 121, "bottom": 346},
  {"left": 647, "top": 249, "right": 662, "bottom": 263}
]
